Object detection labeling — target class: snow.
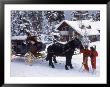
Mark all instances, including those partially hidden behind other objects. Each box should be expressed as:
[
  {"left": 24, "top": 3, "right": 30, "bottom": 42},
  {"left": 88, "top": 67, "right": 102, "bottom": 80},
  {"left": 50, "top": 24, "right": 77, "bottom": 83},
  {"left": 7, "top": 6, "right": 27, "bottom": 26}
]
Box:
[
  {"left": 51, "top": 32, "right": 60, "bottom": 36},
  {"left": 11, "top": 35, "right": 27, "bottom": 40},
  {"left": 55, "top": 20, "right": 100, "bottom": 36},
  {"left": 11, "top": 41, "right": 100, "bottom": 77},
  {"left": 38, "top": 34, "right": 54, "bottom": 44},
  {"left": 82, "top": 20, "right": 100, "bottom": 31}
]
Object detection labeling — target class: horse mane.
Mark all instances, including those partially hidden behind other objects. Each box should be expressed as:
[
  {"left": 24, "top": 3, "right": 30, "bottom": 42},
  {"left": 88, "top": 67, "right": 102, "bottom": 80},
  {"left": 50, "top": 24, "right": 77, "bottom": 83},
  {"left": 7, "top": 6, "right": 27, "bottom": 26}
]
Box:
[
  {"left": 63, "top": 40, "right": 75, "bottom": 51},
  {"left": 64, "top": 38, "right": 83, "bottom": 50},
  {"left": 65, "top": 39, "right": 75, "bottom": 46}
]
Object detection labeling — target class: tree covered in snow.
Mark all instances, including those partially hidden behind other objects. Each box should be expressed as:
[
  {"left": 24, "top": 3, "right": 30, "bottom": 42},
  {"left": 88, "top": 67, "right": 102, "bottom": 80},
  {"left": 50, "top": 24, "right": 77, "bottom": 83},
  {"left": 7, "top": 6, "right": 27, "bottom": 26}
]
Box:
[
  {"left": 71, "top": 11, "right": 89, "bottom": 21},
  {"left": 44, "top": 11, "right": 65, "bottom": 24},
  {"left": 44, "top": 11, "right": 65, "bottom": 32},
  {"left": 42, "top": 11, "right": 65, "bottom": 42},
  {"left": 11, "top": 11, "right": 43, "bottom": 36},
  {"left": 91, "top": 11, "right": 100, "bottom": 21},
  {"left": 71, "top": 10, "right": 100, "bottom": 22},
  {"left": 11, "top": 10, "right": 65, "bottom": 36}
]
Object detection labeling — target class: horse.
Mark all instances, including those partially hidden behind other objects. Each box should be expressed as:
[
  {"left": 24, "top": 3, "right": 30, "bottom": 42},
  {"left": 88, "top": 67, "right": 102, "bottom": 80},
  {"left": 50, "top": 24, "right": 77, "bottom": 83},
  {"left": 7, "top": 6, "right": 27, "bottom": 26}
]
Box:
[{"left": 46, "top": 37, "right": 84, "bottom": 70}]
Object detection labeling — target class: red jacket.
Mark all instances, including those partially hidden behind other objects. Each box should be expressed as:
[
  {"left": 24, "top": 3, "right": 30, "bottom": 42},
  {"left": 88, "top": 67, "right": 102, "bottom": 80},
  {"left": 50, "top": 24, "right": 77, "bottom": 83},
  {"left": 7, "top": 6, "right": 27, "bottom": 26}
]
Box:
[
  {"left": 90, "top": 50, "right": 98, "bottom": 58},
  {"left": 80, "top": 49, "right": 91, "bottom": 57}
]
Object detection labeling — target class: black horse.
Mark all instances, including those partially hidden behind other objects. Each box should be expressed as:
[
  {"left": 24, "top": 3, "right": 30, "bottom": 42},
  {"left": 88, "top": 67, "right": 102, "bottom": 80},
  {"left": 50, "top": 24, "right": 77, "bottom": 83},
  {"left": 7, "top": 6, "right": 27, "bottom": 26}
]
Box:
[{"left": 46, "top": 37, "right": 84, "bottom": 70}]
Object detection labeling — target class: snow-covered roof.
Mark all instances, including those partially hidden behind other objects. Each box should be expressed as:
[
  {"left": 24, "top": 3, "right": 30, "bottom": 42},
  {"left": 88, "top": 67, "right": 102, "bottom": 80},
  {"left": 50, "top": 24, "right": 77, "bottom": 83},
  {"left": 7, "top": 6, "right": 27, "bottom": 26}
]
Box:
[
  {"left": 11, "top": 35, "right": 27, "bottom": 40},
  {"left": 55, "top": 20, "right": 100, "bottom": 36}
]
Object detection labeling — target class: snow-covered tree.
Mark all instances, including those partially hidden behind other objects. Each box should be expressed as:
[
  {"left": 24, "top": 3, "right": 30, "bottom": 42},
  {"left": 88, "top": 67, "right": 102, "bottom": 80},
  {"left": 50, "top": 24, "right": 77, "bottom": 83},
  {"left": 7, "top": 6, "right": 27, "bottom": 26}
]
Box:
[
  {"left": 44, "top": 11, "right": 65, "bottom": 32},
  {"left": 96, "top": 11, "right": 100, "bottom": 21},
  {"left": 11, "top": 11, "right": 43, "bottom": 36},
  {"left": 91, "top": 11, "right": 100, "bottom": 21},
  {"left": 42, "top": 11, "right": 65, "bottom": 42},
  {"left": 71, "top": 11, "right": 89, "bottom": 20}
]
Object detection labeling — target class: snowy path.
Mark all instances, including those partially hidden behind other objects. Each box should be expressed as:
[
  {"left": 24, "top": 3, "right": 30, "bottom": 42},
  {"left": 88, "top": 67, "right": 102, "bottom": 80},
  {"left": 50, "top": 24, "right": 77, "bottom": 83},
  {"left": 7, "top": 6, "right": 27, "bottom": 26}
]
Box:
[{"left": 11, "top": 42, "right": 100, "bottom": 77}]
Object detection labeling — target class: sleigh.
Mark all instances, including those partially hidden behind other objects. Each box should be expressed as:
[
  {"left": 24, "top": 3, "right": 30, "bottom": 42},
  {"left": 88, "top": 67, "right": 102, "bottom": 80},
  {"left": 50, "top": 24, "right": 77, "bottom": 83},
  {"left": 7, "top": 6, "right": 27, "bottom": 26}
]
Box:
[{"left": 11, "top": 36, "right": 46, "bottom": 65}]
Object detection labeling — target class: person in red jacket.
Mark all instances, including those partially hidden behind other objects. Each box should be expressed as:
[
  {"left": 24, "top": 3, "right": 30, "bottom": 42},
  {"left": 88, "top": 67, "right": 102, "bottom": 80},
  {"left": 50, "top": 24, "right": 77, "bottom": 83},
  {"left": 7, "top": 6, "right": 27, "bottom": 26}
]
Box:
[
  {"left": 90, "top": 46, "right": 98, "bottom": 71},
  {"left": 80, "top": 45, "right": 91, "bottom": 71}
]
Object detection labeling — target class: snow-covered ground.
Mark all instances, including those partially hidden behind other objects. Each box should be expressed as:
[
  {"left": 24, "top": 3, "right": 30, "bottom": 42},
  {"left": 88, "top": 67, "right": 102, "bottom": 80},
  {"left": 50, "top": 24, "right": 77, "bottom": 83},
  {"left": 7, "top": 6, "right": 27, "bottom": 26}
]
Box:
[{"left": 11, "top": 41, "right": 100, "bottom": 77}]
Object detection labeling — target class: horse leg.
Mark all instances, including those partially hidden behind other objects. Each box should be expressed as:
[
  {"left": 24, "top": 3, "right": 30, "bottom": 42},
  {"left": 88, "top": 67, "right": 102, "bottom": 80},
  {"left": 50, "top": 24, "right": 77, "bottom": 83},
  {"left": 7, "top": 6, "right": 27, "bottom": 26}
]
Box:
[
  {"left": 69, "top": 57, "right": 73, "bottom": 69},
  {"left": 48, "top": 54, "right": 55, "bottom": 68},
  {"left": 65, "top": 65, "right": 69, "bottom": 70},
  {"left": 67, "top": 54, "right": 73, "bottom": 69},
  {"left": 65, "top": 56, "right": 70, "bottom": 70},
  {"left": 53, "top": 55, "right": 57, "bottom": 63}
]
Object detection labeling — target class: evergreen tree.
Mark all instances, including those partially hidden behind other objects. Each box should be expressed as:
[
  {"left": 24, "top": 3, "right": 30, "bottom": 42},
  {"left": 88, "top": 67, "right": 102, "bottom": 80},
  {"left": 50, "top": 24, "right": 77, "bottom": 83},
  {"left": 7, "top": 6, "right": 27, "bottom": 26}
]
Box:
[
  {"left": 44, "top": 11, "right": 65, "bottom": 32},
  {"left": 96, "top": 11, "right": 100, "bottom": 21},
  {"left": 11, "top": 11, "right": 43, "bottom": 36},
  {"left": 72, "top": 11, "right": 89, "bottom": 20},
  {"left": 42, "top": 11, "right": 65, "bottom": 42},
  {"left": 91, "top": 11, "right": 100, "bottom": 21}
]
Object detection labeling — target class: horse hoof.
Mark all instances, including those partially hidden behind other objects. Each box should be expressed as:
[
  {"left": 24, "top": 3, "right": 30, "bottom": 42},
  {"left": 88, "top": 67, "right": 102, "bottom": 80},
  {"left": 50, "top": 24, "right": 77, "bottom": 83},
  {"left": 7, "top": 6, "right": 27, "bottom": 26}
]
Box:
[
  {"left": 49, "top": 64, "right": 55, "bottom": 68},
  {"left": 70, "top": 66, "right": 73, "bottom": 69},
  {"left": 65, "top": 68, "right": 69, "bottom": 70},
  {"left": 54, "top": 61, "right": 57, "bottom": 63},
  {"left": 65, "top": 65, "right": 69, "bottom": 70},
  {"left": 52, "top": 66, "right": 55, "bottom": 68},
  {"left": 51, "top": 64, "right": 55, "bottom": 68}
]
